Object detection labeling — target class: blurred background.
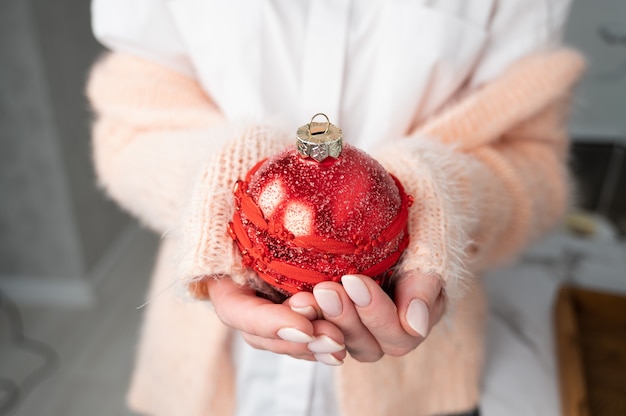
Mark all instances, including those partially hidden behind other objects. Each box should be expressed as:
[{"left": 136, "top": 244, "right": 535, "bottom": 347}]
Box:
[{"left": 0, "top": 1, "right": 624, "bottom": 415}]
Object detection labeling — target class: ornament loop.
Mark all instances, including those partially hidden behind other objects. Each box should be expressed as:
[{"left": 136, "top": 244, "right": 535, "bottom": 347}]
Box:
[{"left": 308, "top": 113, "right": 330, "bottom": 137}]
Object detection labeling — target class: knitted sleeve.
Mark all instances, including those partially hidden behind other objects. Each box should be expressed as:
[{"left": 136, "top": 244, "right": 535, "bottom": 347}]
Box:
[
  {"left": 87, "top": 53, "right": 290, "bottom": 289},
  {"left": 374, "top": 49, "right": 585, "bottom": 299},
  {"left": 87, "top": 52, "right": 225, "bottom": 233}
]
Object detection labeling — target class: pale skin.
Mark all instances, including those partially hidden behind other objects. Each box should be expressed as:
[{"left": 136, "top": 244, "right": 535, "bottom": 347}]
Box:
[{"left": 199, "top": 271, "right": 446, "bottom": 364}]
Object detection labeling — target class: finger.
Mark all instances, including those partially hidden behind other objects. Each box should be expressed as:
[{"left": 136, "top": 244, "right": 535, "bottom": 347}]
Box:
[
  {"left": 207, "top": 279, "right": 314, "bottom": 342},
  {"left": 287, "top": 294, "right": 346, "bottom": 357},
  {"left": 313, "top": 352, "right": 345, "bottom": 366},
  {"left": 310, "top": 320, "right": 347, "bottom": 365},
  {"left": 393, "top": 272, "right": 444, "bottom": 338},
  {"left": 341, "top": 274, "right": 420, "bottom": 357},
  {"left": 241, "top": 332, "right": 316, "bottom": 360},
  {"left": 241, "top": 320, "right": 347, "bottom": 364},
  {"left": 308, "top": 320, "right": 346, "bottom": 355},
  {"left": 313, "top": 281, "right": 383, "bottom": 362},
  {"left": 288, "top": 291, "right": 322, "bottom": 320}
]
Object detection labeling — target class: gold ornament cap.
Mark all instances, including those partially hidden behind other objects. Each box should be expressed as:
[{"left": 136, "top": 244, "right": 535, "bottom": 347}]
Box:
[{"left": 296, "top": 113, "right": 343, "bottom": 162}]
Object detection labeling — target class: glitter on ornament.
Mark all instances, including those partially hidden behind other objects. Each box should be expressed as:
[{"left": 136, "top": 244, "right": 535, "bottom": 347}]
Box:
[{"left": 229, "top": 114, "right": 413, "bottom": 295}]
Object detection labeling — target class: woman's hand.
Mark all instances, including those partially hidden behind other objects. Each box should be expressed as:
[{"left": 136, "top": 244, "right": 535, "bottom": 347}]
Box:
[
  {"left": 289, "top": 271, "right": 445, "bottom": 362},
  {"left": 193, "top": 278, "right": 347, "bottom": 365}
]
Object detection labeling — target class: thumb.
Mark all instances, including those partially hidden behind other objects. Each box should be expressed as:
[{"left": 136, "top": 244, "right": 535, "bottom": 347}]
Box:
[{"left": 394, "top": 271, "right": 445, "bottom": 338}]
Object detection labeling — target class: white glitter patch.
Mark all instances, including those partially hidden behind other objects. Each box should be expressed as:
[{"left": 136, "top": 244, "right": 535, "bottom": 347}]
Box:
[
  {"left": 258, "top": 179, "right": 285, "bottom": 218},
  {"left": 283, "top": 201, "right": 314, "bottom": 237}
]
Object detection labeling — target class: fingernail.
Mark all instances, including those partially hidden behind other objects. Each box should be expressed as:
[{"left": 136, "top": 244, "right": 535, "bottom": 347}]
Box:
[
  {"left": 277, "top": 327, "right": 314, "bottom": 343},
  {"left": 341, "top": 275, "right": 371, "bottom": 307},
  {"left": 314, "top": 289, "right": 342, "bottom": 317},
  {"left": 290, "top": 305, "right": 317, "bottom": 320},
  {"left": 406, "top": 299, "right": 430, "bottom": 337},
  {"left": 308, "top": 335, "right": 345, "bottom": 354},
  {"left": 314, "top": 353, "right": 343, "bottom": 366}
]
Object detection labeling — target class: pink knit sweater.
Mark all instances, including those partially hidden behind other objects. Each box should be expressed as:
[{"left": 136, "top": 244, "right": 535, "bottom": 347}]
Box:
[{"left": 88, "top": 49, "right": 584, "bottom": 415}]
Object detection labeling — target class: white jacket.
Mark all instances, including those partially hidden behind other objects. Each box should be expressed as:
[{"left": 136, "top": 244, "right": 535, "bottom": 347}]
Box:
[{"left": 92, "top": 0, "right": 572, "bottom": 151}]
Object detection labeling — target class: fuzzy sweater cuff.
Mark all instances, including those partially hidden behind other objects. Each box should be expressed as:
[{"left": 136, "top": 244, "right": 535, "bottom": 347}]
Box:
[{"left": 178, "top": 125, "right": 292, "bottom": 295}]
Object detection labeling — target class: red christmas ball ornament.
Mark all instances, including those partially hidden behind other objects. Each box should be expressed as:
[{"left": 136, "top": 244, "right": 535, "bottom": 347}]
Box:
[{"left": 229, "top": 114, "right": 412, "bottom": 296}]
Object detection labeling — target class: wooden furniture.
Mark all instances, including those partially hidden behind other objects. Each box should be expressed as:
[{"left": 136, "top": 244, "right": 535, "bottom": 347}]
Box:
[{"left": 554, "top": 286, "right": 626, "bottom": 415}]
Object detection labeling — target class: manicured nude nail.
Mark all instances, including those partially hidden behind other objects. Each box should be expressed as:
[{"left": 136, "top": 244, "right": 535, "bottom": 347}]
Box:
[
  {"left": 290, "top": 305, "right": 318, "bottom": 320},
  {"left": 277, "top": 327, "right": 314, "bottom": 343},
  {"left": 406, "top": 299, "right": 430, "bottom": 337},
  {"left": 341, "top": 275, "right": 371, "bottom": 307},
  {"left": 308, "top": 335, "right": 345, "bottom": 354},
  {"left": 314, "top": 353, "right": 343, "bottom": 366},
  {"left": 314, "top": 289, "right": 342, "bottom": 317}
]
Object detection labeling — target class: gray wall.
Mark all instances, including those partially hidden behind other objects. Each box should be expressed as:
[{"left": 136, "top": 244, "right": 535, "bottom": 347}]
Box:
[
  {"left": 0, "top": 0, "right": 130, "bottom": 301},
  {"left": 565, "top": 0, "right": 626, "bottom": 141},
  {"left": 31, "top": 0, "right": 132, "bottom": 271}
]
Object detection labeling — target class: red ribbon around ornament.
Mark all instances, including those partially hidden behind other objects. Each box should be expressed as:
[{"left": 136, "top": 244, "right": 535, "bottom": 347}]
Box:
[{"left": 228, "top": 159, "right": 413, "bottom": 294}]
